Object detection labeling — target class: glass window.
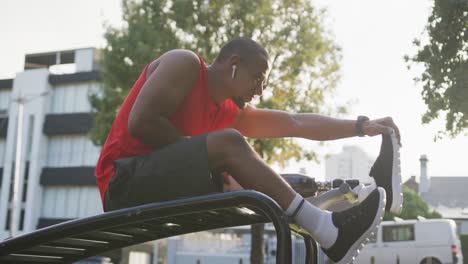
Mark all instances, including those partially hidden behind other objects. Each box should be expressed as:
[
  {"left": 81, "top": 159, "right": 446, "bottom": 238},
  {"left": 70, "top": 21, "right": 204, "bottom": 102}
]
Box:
[
  {"left": 382, "top": 224, "right": 415, "bottom": 242},
  {"left": 4, "top": 209, "right": 11, "bottom": 230}
]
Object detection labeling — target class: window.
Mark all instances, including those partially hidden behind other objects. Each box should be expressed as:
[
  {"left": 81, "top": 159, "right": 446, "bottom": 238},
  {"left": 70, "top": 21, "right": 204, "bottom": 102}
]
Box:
[
  {"left": 4, "top": 209, "right": 10, "bottom": 230},
  {"left": 382, "top": 224, "right": 415, "bottom": 242},
  {"left": 47, "top": 135, "right": 100, "bottom": 167},
  {"left": 50, "top": 83, "right": 97, "bottom": 113},
  {"left": 19, "top": 209, "right": 25, "bottom": 231},
  {"left": 8, "top": 161, "right": 14, "bottom": 202},
  {"left": 21, "top": 161, "right": 30, "bottom": 202},
  {"left": 0, "top": 90, "right": 11, "bottom": 112}
]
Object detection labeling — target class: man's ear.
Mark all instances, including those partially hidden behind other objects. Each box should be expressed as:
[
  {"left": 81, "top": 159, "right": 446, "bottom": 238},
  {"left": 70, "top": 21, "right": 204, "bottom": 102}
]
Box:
[{"left": 228, "top": 54, "right": 241, "bottom": 70}]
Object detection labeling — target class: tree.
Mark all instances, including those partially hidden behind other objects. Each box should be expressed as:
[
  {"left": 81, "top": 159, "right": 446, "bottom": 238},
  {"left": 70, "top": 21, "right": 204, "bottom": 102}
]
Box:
[
  {"left": 406, "top": 0, "right": 468, "bottom": 138},
  {"left": 89, "top": 0, "right": 343, "bottom": 161},
  {"left": 383, "top": 186, "right": 442, "bottom": 221},
  {"left": 89, "top": 0, "right": 343, "bottom": 262}
]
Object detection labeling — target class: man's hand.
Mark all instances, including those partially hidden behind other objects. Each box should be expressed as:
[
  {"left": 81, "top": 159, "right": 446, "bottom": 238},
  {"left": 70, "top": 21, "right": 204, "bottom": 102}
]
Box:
[
  {"left": 222, "top": 172, "right": 244, "bottom": 192},
  {"left": 362, "top": 117, "right": 401, "bottom": 145}
]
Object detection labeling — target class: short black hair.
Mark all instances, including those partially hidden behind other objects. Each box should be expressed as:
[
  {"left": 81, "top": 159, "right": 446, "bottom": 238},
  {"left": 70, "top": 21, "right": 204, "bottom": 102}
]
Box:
[{"left": 215, "top": 37, "right": 269, "bottom": 66}]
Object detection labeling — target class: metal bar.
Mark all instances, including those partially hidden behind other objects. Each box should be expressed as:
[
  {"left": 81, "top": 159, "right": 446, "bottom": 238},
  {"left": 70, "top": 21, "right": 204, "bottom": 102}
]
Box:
[
  {"left": 300, "top": 232, "right": 318, "bottom": 264},
  {"left": 0, "top": 191, "right": 293, "bottom": 263}
]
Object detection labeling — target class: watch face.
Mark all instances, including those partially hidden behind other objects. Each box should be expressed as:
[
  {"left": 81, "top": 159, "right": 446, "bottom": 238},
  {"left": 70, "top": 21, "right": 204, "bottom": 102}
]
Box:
[
  {"left": 358, "top": 116, "right": 370, "bottom": 122},
  {"left": 357, "top": 116, "right": 369, "bottom": 136}
]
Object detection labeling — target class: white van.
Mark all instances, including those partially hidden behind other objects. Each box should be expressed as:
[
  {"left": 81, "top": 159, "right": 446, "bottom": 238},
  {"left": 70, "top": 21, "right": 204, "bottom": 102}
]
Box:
[{"left": 355, "top": 218, "right": 463, "bottom": 264}]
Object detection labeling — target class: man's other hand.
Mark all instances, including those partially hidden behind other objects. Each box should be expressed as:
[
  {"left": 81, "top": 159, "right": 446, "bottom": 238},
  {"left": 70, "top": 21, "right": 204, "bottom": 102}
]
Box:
[{"left": 222, "top": 172, "right": 244, "bottom": 192}]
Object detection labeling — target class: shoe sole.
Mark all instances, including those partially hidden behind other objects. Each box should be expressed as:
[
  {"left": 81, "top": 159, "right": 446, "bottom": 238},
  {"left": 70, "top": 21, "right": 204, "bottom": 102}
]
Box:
[
  {"left": 389, "top": 130, "right": 403, "bottom": 214},
  {"left": 334, "top": 187, "right": 386, "bottom": 264}
]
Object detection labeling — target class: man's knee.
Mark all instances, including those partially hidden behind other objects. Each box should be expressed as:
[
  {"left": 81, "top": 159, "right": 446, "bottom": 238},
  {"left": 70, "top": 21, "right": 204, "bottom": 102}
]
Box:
[
  {"left": 208, "top": 128, "right": 248, "bottom": 150},
  {"left": 206, "top": 129, "right": 251, "bottom": 164}
]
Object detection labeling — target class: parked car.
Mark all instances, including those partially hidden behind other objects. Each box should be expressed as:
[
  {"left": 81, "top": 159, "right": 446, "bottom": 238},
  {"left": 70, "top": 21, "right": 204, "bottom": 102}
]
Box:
[{"left": 355, "top": 218, "right": 463, "bottom": 264}]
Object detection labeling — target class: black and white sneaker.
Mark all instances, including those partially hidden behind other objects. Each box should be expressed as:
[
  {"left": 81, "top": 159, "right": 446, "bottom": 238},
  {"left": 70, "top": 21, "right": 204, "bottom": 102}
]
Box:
[
  {"left": 322, "top": 187, "right": 386, "bottom": 264},
  {"left": 369, "top": 129, "right": 403, "bottom": 214}
]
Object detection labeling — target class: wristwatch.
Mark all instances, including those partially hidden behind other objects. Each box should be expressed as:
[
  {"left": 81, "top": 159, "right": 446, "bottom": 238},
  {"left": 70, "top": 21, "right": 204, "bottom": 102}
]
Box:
[{"left": 356, "top": 116, "right": 370, "bottom": 137}]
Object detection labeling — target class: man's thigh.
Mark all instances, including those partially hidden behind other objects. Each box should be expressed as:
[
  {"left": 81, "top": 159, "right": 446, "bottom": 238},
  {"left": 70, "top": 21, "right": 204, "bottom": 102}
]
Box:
[{"left": 105, "top": 133, "right": 222, "bottom": 211}]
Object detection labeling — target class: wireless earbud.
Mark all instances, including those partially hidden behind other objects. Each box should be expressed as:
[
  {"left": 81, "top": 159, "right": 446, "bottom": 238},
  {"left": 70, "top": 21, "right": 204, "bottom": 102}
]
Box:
[{"left": 231, "top": 65, "right": 237, "bottom": 79}]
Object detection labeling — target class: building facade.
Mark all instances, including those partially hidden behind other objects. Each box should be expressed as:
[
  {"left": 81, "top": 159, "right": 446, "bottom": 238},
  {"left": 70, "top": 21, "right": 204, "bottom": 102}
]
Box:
[
  {"left": 325, "top": 145, "right": 374, "bottom": 184},
  {"left": 406, "top": 155, "right": 468, "bottom": 238},
  {"left": 0, "top": 48, "right": 102, "bottom": 239}
]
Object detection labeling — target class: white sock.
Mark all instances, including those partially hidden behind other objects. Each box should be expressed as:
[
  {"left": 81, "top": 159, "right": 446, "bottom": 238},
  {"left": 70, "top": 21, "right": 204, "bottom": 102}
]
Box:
[
  {"left": 352, "top": 183, "right": 377, "bottom": 203},
  {"left": 285, "top": 193, "right": 338, "bottom": 249}
]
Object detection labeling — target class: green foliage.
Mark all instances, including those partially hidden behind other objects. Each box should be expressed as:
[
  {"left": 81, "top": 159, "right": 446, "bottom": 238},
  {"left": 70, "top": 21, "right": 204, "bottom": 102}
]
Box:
[
  {"left": 461, "top": 234, "right": 468, "bottom": 246},
  {"left": 89, "top": 0, "right": 343, "bottom": 167},
  {"left": 460, "top": 234, "right": 468, "bottom": 264},
  {"left": 406, "top": 0, "right": 468, "bottom": 139},
  {"left": 383, "top": 186, "right": 442, "bottom": 221}
]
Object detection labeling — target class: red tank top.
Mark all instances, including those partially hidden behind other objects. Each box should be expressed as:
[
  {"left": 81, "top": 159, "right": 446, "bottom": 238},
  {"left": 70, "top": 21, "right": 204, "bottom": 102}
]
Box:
[{"left": 95, "top": 56, "right": 239, "bottom": 203}]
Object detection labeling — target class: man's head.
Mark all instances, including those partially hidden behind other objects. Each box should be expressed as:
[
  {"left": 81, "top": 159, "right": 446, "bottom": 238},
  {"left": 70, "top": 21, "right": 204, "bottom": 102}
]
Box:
[{"left": 214, "top": 38, "right": 270, "bottom": 109}]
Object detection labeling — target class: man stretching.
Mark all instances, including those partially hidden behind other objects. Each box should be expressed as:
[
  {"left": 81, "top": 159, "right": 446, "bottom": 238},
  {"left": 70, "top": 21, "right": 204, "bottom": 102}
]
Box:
[{"left": 95, "top": 38, "right": 401, "bottom": 264}]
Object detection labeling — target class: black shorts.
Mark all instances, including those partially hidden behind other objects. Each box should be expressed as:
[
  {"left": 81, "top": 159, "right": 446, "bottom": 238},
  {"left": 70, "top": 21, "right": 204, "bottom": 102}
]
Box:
[{"left": 104, "top": 133, "right": 223, "bottom": 212}]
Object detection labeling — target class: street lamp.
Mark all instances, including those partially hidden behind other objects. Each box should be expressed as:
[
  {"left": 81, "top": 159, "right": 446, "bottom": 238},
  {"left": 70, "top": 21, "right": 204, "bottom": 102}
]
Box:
[{"left": 9, "top": 90, "right": 48, "bottom": 237}]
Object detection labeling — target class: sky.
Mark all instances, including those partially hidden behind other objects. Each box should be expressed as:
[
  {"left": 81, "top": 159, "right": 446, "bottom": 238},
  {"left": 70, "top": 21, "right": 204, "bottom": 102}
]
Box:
[{"left": 1, "top": 0, "right": 467, "bottom": 182}]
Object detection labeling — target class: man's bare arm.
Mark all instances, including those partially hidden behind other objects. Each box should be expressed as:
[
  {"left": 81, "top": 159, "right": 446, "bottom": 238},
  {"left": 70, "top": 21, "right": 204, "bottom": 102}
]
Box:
[
  {"left": 128, "top": 50, "right": 200, "bottom": 148},
  {"left": 232, "top": 105, "right": 401, "bottom": 142}
]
